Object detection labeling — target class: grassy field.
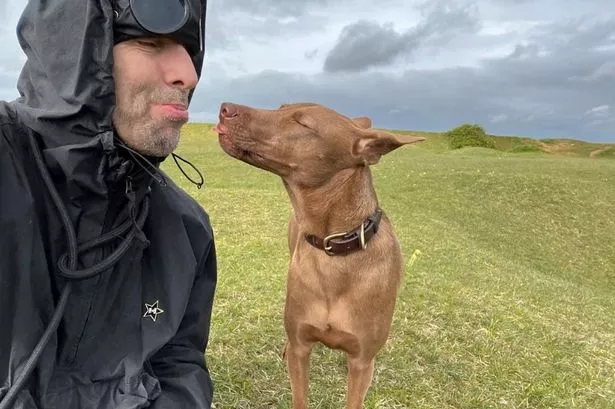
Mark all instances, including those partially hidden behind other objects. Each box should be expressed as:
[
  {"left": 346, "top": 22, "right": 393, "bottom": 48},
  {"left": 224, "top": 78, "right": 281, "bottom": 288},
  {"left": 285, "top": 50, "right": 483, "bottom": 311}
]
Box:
[{"left": 163, "top": 124, "right": 615, "bottom": 409}]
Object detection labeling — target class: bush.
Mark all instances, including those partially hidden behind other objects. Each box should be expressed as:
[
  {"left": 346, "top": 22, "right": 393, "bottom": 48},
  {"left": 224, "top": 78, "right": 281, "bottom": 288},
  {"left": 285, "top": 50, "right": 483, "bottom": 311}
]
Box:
[
  {"left": 594, "top": 147, "right": 615, "bottom": 158},
  {"left": 445, "top": 124, "right": 496, "bottom": 150}
]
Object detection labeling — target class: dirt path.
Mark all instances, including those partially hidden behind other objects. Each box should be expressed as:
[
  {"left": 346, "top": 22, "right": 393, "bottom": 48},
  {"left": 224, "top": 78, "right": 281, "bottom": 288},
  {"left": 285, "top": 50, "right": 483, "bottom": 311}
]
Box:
[{"left": 589, "top": 146, "right": 612, "bottom": 158}]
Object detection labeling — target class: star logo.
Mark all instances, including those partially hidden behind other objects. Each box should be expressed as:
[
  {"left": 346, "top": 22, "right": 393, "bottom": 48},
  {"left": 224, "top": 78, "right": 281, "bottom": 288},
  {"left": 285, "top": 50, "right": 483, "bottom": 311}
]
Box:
[{"left": 143, "top": 300, "right": 164, "bottom": 322}]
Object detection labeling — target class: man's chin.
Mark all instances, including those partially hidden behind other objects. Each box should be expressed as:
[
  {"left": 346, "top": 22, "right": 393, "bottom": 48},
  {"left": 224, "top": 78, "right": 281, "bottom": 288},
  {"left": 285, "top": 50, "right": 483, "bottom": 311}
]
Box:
[
  {"left": 150, "top": 133, "right": 181, "bottom": 157},
  {"left": 113, "top": 115, "right": 185, "bottom": 157},
  {"left": 132, "top": 129, "right": 181, "bottom": 158}
]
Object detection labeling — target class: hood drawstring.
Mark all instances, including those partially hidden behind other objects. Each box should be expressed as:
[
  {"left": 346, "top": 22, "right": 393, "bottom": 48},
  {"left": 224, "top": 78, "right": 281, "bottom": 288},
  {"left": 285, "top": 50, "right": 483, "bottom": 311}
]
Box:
[
  {"left": 56, "top": 191, "right": 151, "bottom": 279},
  {"left": 115, "top": 140, "right": 167, "bottom": 187},
  {"left": 113, "top": 142, "right": 204, "bottom": 245},
  {"left": 114, "top": 139, "right": 205, "bottom": 190},
  {"left": 125, "top": 176, "right": 150, "bottom": 246},
  {"left": 0, "top": 135, "right": 151, "bottom": 409},
  {"left": 112, "top": 141, "right": 205, "bottom": 249},
  {"left": 172, "top": 152, "right": 204, "bottom": 189},
  {"left": 0, "top": 136, "right": 206, "bottom": 409}
]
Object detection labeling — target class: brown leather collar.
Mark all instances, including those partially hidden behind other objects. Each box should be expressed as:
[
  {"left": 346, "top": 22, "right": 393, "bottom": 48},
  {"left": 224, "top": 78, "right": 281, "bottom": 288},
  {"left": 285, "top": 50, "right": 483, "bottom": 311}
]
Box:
[{"left": 304, "top": 208, "right": 383, "bottom": 256}]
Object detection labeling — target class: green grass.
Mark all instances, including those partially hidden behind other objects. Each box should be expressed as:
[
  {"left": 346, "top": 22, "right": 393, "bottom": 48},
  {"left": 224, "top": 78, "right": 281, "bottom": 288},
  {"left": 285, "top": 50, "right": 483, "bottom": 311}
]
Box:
[
  {"left": 163, "top": 124, "right": 615, "bottom": 408},
  {"left": 389, "top": 128, "right": 614, "bottom": 158}
]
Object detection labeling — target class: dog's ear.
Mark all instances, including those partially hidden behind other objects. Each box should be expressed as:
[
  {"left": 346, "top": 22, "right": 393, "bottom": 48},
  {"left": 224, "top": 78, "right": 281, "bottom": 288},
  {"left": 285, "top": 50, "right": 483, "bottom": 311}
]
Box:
[
  {"left": 352, "top": 117, "right": 372, "bottom": 129},
  {"left": 353, "top": 131, "right": 425, "bottom": 165}
]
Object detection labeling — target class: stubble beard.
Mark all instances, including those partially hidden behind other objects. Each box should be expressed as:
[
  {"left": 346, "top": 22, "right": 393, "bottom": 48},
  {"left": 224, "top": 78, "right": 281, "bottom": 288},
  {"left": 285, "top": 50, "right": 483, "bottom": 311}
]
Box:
[{"left": 113, "top": 86, "right": 188, "bottom": 158}]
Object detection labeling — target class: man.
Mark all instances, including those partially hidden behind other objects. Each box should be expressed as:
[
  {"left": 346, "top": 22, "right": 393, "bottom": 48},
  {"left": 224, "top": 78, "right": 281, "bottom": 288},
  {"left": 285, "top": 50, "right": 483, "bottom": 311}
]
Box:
[{"left": 0, "top": 0, "right": 217, "bottom": 408}]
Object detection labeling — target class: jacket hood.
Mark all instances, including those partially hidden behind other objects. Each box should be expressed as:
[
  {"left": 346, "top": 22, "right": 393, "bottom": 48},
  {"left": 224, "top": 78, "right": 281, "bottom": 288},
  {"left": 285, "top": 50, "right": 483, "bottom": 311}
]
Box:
[
  {"left": 4, "top": 0, "right": 207, "bottom": 204},
  {"left": 10, "top": 0, "right": 206, "bottom": 148},
  {"left": 12, "top": 0, "right": 116, "bottom": 147},
  {"left": 1, "top": 0, "right": 208, "bottom": 274}
]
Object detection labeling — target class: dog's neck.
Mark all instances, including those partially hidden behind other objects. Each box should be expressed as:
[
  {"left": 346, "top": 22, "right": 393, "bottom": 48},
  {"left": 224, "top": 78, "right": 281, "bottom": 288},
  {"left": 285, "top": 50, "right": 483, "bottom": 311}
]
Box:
[{"left": 283, "top": 166, "right": 379, "bottom": 238}]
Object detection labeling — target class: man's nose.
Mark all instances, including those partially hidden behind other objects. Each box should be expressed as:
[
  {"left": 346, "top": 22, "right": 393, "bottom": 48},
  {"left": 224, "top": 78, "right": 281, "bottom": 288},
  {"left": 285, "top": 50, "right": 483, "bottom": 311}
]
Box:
[{"left": 162, "top": 44, "right": 198, "bottom": 91}]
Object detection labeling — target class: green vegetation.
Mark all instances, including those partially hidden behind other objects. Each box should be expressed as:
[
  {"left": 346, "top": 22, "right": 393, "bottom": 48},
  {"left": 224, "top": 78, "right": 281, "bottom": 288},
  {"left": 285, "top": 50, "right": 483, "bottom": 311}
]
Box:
[
  {"left": 161, "top": 123, "right": 614, "bottom": 409},
  {"left": 445, "top": 124, "right": 496, "bottom": 150}
]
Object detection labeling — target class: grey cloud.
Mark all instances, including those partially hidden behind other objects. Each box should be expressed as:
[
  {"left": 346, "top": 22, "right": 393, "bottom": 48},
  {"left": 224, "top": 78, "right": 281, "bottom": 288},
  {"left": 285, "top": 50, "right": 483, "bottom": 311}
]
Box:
[
  {"left": 323, "top": 0, "right": 480, "bottom": 72},
  {"left": 2, "top": 0, "right": 613, "bottom": 142},
  {"left": 0, "top": 1, "right": 26, "bottom": 78},
  {"left": 204, "top": 5, "right": 329, "bottom": 52},
  {"left": 214, "top": 0, "right": 405, "bottom": 17},
  {"left": 534, "top": 16, "right": 614, "bottom": 51},
  {"left": 191, "top": 16, "right": 614, "bottom": 142},
  {"left": 179, "top": 0, "right": 412, "bottom": 53},
  {"left": 305, "top": 49, "right": 319, "bottom": 60},
  {"left": 479, "top": 0, "right": 613, "bottom": 23},
  {"left": 218, "top": 0, "right": 330, "bottom": 17},
  {"left": 483, "top": 17, "right": 615, "bottom": 88},
  {"left": 581, "top": 61, "right": 615, "bottom": 81},
  {"left": 203, "top": 0, "right": 339, "bottom": 51},
  {"left": 192, "top": 65, "right": 613, "bottom": 141},
  {"left": 0, "top": 45, "right": 25, "bottom": 74},
  {"left": 323, "top": 21, "right": 415, "bottom": 73},
  {"left": 493, "top": 0, "right": 533, "bottom": 4},
  {"left": 0, "top": 71, "right": 17, "bottom": 102},
  {"left": 416, "top": 0, "right": 480, "bottom": 36}
]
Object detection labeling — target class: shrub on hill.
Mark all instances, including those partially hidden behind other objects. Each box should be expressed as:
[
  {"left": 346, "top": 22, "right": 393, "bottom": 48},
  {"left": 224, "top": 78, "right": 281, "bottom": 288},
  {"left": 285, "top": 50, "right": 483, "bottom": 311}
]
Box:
[
  {"left": 445, "top": 124, "right": 496, "bottom": 150},
  {"left": 594, "top": 147, "right": 615, "bottom": 158}
]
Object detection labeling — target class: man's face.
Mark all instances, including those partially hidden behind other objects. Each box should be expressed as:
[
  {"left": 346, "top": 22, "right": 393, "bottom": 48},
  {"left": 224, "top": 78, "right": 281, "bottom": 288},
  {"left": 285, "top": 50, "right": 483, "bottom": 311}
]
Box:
[{"left": 112, "top": 38, "right": 198, "bottom": 157}]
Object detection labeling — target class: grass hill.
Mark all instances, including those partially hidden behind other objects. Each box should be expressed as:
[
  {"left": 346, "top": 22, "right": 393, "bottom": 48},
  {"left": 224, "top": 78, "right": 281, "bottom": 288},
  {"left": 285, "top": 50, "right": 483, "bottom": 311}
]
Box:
[
  {"left": 161, "top": 123, "right": 614, "bottom": 409},
  {"left": 387, "top": 126, "right": 614, "bottom": 158}
]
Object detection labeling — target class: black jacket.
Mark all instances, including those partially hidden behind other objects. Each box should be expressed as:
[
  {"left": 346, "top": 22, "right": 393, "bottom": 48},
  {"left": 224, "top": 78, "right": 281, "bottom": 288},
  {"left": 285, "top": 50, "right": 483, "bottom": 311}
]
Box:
[{"left": 0, "top": 1, "right": 216, "bottom": 408}]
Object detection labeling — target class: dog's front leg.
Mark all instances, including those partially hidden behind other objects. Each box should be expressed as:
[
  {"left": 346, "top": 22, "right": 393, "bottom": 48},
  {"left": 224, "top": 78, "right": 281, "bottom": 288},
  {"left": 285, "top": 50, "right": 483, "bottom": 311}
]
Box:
[
  {"left": 285, "top": 339, "right": 314, "bottom": 409},
  {"left": 345, "top": 355, "right": 376, "bottom": 409}
]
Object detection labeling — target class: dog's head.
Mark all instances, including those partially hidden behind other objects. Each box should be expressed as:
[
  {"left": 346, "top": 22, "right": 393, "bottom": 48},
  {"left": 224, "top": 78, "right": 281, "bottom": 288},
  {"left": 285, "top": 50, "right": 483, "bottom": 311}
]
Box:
[{"left": 215, "top": 102, "right": 425, "bottom": 186}]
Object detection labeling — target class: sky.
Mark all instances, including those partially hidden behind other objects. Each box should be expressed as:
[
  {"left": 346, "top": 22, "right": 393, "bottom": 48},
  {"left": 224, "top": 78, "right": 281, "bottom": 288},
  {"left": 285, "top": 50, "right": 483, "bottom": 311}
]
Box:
[{"left": 1, "top": 0, "right": 613, "bottom": 142}]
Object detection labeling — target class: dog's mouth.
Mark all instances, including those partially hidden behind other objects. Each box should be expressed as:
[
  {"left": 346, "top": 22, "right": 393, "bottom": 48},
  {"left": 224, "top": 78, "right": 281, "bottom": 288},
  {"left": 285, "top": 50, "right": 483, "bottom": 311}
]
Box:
[
  {"left": 214, "top": 122, "right": 281, "bottom": 173},
  {"left": 214, "top": 123, "right": 236, "bottom": 153},
  {"left": 214, "top": 123, "right": 244, "bottom": 154}
]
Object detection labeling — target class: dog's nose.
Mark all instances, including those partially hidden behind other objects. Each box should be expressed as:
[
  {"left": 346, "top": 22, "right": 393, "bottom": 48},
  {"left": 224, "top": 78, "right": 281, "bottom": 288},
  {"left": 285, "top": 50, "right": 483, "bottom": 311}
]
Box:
[{"left": 220, "top": 102, "right": 238, "bottom": 118}]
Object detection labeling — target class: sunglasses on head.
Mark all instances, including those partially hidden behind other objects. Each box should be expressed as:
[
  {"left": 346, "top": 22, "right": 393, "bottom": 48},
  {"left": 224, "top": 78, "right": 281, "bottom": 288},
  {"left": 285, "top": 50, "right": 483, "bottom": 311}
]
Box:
[{"left": 129, "top": 0, "right": 204, "bottom": 53}]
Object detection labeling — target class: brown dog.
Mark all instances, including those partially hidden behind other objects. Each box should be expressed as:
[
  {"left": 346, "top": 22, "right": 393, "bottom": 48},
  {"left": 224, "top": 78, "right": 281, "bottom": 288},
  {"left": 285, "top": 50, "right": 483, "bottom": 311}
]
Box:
[{"left": 214, "top": 102, "right": 424, "bottom": 408}]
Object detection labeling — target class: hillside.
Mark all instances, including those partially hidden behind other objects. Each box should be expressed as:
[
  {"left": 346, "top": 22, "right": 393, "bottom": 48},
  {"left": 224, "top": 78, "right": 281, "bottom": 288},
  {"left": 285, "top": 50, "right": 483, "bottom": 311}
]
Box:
[{"left": 162, "top": 124, "right": 615, "bottom": 409}]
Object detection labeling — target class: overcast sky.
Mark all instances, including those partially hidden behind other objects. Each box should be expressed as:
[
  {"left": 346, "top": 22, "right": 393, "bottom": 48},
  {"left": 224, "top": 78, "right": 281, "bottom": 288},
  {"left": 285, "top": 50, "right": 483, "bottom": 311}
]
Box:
[{"left": 1, "top": 0, "right": 613, "bottom": 142}]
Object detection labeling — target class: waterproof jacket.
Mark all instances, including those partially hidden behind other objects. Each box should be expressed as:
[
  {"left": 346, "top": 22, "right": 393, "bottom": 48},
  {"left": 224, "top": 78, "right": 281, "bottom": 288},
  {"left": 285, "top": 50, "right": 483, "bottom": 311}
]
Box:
[{"left": 0, "top": 1, "right": 216, "bottom": 408}]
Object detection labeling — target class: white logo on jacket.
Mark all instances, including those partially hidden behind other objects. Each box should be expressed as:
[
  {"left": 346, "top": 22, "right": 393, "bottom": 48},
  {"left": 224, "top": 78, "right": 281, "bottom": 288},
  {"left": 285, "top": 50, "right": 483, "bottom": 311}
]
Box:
[{"left": 143, "top": 300, "right": 164, "bottom": 322}]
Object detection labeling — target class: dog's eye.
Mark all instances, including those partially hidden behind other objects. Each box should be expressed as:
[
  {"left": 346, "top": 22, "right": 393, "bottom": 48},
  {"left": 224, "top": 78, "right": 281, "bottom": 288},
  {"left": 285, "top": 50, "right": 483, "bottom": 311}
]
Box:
[
  {"left": 292, "top": 113, "right": 317, "bottom": 131},
  {"left": 295, "top": 119, "right": 312, "bottom": 130}
]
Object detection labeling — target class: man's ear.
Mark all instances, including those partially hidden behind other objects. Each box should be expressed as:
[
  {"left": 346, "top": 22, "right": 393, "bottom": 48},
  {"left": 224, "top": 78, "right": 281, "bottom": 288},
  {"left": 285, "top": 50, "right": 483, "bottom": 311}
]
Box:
[
  {"left": 352, "top": 131, "right": 425, "bottom": 165},
  {"left": 352, "top": 116, "right": 372, "bottom": 129}
]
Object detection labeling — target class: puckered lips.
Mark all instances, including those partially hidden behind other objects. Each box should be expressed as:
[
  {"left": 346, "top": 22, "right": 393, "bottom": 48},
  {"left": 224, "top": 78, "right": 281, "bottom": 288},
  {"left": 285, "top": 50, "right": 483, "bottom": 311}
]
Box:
[{"left": 152, "top": 103, "right": 189, "bottom": 121}]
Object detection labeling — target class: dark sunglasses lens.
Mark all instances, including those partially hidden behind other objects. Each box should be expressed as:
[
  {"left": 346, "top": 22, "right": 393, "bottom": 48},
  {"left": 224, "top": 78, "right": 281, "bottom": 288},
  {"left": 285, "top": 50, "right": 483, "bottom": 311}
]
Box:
[{"left": 130, "top": 0, "right": 188, "bottom": 34}]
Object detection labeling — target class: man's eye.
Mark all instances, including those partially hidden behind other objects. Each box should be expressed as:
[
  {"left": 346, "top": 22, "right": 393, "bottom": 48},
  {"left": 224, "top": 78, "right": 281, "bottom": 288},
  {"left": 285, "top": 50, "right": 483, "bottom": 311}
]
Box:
[{"left": 137, "top": 40, "right": 159, "bottom": 48}]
